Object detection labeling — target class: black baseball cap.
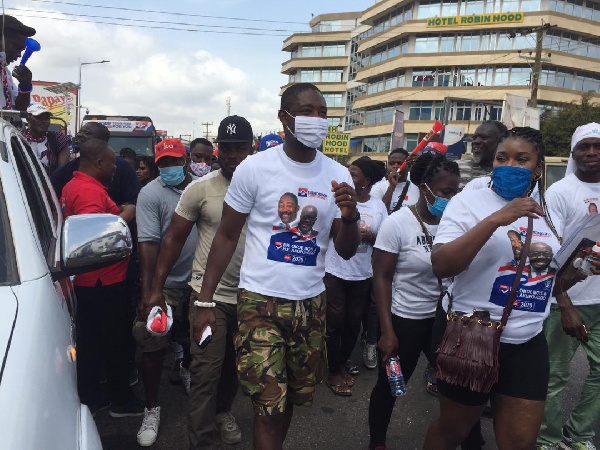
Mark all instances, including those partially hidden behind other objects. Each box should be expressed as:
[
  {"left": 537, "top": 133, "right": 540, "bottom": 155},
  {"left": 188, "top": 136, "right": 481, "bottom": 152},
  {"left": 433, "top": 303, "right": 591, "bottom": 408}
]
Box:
[
  {"left": 214, "top": 115, "right": 253, "bottom": 143},
  {"left": 1, "top": 15, "right": 36, "bottom": 37}
]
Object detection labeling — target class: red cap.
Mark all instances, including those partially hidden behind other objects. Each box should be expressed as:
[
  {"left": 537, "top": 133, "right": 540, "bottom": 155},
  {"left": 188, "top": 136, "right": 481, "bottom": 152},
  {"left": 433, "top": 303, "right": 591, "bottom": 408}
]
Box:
[{"left": 155, "top": 138, "right": 187, "bottom": 163}]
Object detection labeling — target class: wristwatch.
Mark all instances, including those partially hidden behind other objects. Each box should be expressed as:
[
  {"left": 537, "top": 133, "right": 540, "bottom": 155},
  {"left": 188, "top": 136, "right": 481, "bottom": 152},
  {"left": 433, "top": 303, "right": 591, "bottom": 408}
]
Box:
[{"left": 341, "top": 210, "right": 361, "bottom": 224}]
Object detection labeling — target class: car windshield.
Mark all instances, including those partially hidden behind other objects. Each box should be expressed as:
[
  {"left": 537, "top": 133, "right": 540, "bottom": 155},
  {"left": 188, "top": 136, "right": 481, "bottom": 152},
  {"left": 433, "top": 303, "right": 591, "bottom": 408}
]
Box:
[
  {"left": 0, "top": 174, "right": 18, "bottom": 285},
  {"left": 109, "top": 136, "right": 154, "bottom": 157}
]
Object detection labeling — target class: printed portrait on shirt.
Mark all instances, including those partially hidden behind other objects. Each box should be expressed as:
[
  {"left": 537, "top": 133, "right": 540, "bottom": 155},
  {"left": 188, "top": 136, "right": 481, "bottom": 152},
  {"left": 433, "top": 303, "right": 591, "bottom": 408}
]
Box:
[
  {"left": 357, "top": 213, "right": 374, "bottom": 254},
  {"left": 489, "top": 228, "right": 556, "bottom": 313},
  {"left": 589, "top": 202, "right": 598, "bottom": 215},
  {"left": 268, "top": 189, "right": 323, "bottom": 267}
]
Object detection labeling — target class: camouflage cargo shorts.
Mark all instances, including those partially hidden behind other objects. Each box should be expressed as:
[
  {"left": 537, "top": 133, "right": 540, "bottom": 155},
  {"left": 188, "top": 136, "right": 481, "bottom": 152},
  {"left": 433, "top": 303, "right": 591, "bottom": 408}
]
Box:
[{"left": 235, "top": 289, "right": 326, "bottom": 416}]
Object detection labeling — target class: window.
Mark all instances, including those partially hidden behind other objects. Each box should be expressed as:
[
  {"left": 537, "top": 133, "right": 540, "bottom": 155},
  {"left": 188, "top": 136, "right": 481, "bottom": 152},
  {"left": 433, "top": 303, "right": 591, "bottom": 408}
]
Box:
[
  {"left": 302, "top": 44, "right": 321, "bottom": 58},
  {"left": 510, "top": 67, "right": 531, "bottom": 85},
  {"left": 406, "top": 134, "right": 419, "bottom": 152},
  {"left": 441, "top": 35, "right": 455, "bottom": 52},
  {"left": 323, "top": 44, "right": 345, "bottom": 57},
  {"left": 382, "top": 106, "right": 396, "bottom": 123},
  {"left": 321, "top": 69, "right": 343, "bottom": 82},
  {"left": 460, "top": 33, "right": 480, "bottom": 52},
  {"left": 409, "top": 101, "right": 433, "bottom": 120},
  {"left": 415, "top": 35, "right": 440, "bottom": 53},
  {"left": 502, "top": 0, "right": 520, "bottom": 11},
  {"left": 385, "top": 75, "right": 398, "bottom": 90},
  {"left": 363, "top": 137, "right": 379, "bottom": 153},
  {"left": 412, "top": 69, "right": 436, "bottom": 86},
  {"left": 520, "top": 0, "right": 540, "bottom": 11},
  {"left": 437, "top": 68, "right": 454, "bottom": 86},
  {"left": 300, "top": 70, "right": 320, "bottom": 82},
  {"left": 291, "top": 47, "right": 299, "bottom": 59},
  {"left": 323, "top": 93, "right": 343, "bottom": 108},
  {"left": 463, "top": 0, "right": 485, "bottom": 14},
  {"left": 10, "top": 136, "right": 55, "bottom": 257},
  {"left": 441, "top": 0, "right": 459, "bottom": 15},
  {"left": 365, "top": 109, "right": 381, "bottom": 125},
  {"left": 584, "top": 0, "right": 600, "bottom": 20},
  {"left": 459, "top": 67, "right": 476, "bottom": 86},
  {"left": 455, "top": 102, "right": 472, "bottom": 120},
  {"left": 0, "top": 177, "right": 18, "bottom": 285},
  {"left": 418, "top": 0, "right": 441, "bottom": 18},
  {"left": 327, "top": 117, "right": 341, "bottom": 127},
  {"left": 367, "top": 77, "right": 384, "bottom": 95}
]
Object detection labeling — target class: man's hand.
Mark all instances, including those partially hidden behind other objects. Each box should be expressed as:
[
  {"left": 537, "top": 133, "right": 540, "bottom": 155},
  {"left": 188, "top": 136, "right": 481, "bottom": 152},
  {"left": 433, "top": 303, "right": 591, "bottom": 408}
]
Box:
[
  {"left": 12, "top": 65, "right": 32, "bottom": 87},
  {"left": 119, "top": 204, "right": 136, "bottom": 223},
  {"left": 360, "top": 228, "right": 375, "bottom": 243},
  {"left": 404, "top": 153, "right": 419, "bottom": 170},
  {"left": 137, "top": 289, "right": 167, "bottom": 322},
  {"left": 378, "top": 331, "right": 398, "bottom": 362},
  {"left": 387, "top": 170, "right": 400, "bottom": 189},
  {"left": 559, "top": 300, "right": 590, "bottom": 343},
  {"left": 192, "top": 306, "right": 217, "bottom": 346},
  {"left": 332, "top": 180, "right": 358, "bottom": 220}
]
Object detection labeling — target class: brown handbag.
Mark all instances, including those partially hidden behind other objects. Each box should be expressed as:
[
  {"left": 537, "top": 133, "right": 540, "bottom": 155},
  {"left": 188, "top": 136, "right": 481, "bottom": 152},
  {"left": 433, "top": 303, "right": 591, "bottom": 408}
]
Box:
[{"left": 434, "top": 216, "right": 534, "bottom": 393}]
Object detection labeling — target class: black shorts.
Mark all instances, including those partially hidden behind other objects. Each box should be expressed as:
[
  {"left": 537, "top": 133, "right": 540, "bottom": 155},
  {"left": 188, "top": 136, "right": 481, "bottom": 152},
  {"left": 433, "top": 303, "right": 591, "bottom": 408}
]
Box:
[{"left": 431, "top": 306, "right": 549, "bottom": 406}]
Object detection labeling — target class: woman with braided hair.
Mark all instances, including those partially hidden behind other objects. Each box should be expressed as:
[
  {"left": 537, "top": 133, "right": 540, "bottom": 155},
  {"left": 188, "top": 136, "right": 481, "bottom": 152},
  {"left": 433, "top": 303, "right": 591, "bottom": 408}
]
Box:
[
  {"left": 324, "top": 156, "right": 389, "bottom": 396},
  {"left": 367, "top": 153, "right": 460, "bottom": 449},
  {"left": 423, "top": 127, "right": 586, "bottom": 449}
]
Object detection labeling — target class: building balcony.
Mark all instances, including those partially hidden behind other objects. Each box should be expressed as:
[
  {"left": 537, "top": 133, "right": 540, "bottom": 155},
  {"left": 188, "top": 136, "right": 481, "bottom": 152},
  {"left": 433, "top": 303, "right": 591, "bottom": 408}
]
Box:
[
  {"left": 360, "top": 0, "right": 408, "bottom": 25},
  {"left": 281, "top": 56, "right": 349, "bottom": 74},
  {"left": 282, "top": 31, "right": 351, "bottom": 52}
]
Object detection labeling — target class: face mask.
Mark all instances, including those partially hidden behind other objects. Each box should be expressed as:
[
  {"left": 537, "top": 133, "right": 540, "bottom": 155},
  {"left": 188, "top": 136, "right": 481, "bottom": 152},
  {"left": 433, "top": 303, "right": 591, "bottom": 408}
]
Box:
[
  {"left": 491, "top": 166, "right": 533, "bottom": 201},
  {"left": 190, "top": 161, "right": 211, "bottom": 177},
  {"left": 425, "top": 184, "right": 449, "bottom": 217},
  {"left": 285, "top": 111, "right": 329, "bottom": 148},
  {"left": 159, "top": 165, "right": 186, "bottom": 186}
]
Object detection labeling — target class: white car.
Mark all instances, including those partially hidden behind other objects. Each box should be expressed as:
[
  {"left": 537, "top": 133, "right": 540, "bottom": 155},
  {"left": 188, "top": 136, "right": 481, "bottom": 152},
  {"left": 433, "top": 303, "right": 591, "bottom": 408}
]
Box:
[{"left": 0, "top": 117, "right": 132, "bottom": 449}]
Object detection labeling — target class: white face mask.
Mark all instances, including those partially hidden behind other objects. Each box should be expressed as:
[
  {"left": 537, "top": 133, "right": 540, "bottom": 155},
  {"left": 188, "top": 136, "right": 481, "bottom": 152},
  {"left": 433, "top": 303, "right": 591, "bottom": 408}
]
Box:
[{"left": 285, "top": 111, "right": 329, "bottom": 149}]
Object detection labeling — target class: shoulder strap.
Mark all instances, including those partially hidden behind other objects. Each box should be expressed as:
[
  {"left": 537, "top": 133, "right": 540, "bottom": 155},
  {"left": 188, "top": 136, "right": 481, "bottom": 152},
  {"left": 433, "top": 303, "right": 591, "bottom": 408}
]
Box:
[
  {"left": 391, "top": 181, "right": 411, "bottom": 213},
  {"left": 500, "top": 216, "right": 534, "bottom": 327}
]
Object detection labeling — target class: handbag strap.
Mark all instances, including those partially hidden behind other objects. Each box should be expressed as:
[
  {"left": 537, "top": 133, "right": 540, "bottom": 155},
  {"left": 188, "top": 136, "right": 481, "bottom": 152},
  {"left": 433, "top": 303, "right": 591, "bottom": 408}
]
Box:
[
  {"left": 500, "top": 216, "right": 534, "bottom": 327},
  {"left": 390, "top": 181, "right": 411, "bottom": 213}
]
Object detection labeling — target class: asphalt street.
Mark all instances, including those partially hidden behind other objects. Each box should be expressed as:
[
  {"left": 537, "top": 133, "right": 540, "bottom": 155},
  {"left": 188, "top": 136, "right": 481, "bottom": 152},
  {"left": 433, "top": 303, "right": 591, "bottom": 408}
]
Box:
[{"left": 95, "top": 345, "right": 599, "bottom": 449}]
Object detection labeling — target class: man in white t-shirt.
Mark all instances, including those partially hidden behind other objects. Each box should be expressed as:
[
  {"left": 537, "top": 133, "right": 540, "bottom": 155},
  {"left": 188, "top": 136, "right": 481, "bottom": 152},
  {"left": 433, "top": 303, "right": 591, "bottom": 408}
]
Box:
[
  {"left": 538, "top": 123, "right": 600, "bottom": 450},
  {"left": 371, "top": 148, "right": 419, "bottom": 213},
  {"left": 194, "top": 82, "right": 361, "bottom": 449}
]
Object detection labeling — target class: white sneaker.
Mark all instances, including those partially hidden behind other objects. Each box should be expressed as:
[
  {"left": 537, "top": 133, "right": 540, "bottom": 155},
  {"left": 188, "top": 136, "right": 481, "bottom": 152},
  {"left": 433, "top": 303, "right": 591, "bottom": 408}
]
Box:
[
  {"left": 363, "top": 344, "right": 377, "bottom": 369},
  {"left": 215, "top": 411, "right": 242, "bottom": 445},
  {"left": 179, "top": 362, "right": 191, "bottom": 395},
  {"left": 137, "top": 407, "right": 160, "bottom": 447}
]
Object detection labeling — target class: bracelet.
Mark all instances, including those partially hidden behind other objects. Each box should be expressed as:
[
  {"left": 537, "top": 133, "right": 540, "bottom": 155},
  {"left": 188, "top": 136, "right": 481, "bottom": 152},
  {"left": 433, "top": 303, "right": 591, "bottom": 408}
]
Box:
[
  {"left": 341, "top": 210, "right": 361, "bottom": 224},
  {"left": 194, "top": 300, "right": 216, "bottom": 308},
  {"left": 18, "top": 84, "right": 32, "bottom": 93}
]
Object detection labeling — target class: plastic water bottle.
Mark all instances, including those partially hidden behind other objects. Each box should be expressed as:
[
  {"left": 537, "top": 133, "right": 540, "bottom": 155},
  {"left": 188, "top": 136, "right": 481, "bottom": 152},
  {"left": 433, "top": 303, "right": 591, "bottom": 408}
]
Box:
[
  {"left": 386, "top": 357, "right": 406, "bottom": 397},
  {"left": 579, "top": 242, "right": 600, "bottom": 276}
]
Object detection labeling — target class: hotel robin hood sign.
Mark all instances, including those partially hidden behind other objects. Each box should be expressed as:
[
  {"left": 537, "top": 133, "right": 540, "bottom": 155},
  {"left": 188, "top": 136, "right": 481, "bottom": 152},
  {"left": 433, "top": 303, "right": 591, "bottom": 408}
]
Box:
[{"left": 427, "top": 12, "right": 524, "bottom": 27}]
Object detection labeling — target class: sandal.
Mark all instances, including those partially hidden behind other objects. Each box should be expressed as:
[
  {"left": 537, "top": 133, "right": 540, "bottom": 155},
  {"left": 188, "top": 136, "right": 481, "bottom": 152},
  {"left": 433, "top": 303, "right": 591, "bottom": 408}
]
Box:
[
  {"left": 342, "top": 373, "right": 355, "bottom": 387},
  {"left": 424, "top": 364, "right": 438, "bottom": 397},
  {"left": 326, "top": 380, "right": 352, "bottom": 397}
]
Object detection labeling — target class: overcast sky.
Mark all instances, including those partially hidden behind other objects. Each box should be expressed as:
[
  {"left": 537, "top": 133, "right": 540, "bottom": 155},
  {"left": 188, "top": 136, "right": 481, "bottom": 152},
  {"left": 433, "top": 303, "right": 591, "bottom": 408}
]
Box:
[{"left": 10, "top": 0, "right": 372, "bottom": 138}]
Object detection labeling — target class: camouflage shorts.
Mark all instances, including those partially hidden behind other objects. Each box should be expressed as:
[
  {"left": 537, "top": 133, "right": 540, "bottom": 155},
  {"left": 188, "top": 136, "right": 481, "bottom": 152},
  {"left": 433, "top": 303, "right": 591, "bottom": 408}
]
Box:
[{"left": 235, "top": 289, "right": 326, "bottom": 416}]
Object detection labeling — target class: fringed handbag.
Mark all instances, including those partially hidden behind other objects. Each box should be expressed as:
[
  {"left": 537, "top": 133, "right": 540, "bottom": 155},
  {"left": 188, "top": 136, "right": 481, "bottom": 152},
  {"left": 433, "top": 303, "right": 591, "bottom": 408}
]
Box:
[{"left": 434, "top": 217, "right": 534, "bottom": 393}]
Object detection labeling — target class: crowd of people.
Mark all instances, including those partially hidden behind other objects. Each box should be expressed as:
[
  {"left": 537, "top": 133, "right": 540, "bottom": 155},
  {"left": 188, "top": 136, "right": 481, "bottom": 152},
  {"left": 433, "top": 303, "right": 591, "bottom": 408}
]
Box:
[{"left": 2, "top": 13, "right": 599, "bottom": 450}]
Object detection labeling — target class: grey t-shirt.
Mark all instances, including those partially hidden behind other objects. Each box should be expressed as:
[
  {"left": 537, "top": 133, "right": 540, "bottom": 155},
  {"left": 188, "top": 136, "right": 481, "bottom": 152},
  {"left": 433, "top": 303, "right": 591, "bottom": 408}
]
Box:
[{"left": 137, "top": 177, "right": 199, "bottom": 289}]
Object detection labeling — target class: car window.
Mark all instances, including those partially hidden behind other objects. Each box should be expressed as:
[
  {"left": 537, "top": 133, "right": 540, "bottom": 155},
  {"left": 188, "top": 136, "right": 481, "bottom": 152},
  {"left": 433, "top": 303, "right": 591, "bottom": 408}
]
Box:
[
  {"left": 18, "top": 136, "right": 59, "bottom": 227},
  {"left": 0, "top": 176, "right": 18, "bottom": 285},
  {"left": 10, "top": 135, "right": 55, "bottom": 258}
]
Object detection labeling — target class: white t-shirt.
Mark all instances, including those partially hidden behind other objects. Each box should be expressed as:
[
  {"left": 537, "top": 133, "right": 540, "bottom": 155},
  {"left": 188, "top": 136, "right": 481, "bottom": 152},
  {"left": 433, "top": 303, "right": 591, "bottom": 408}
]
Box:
[
  {"left": 325, "top": 196, "right": 388, "bottom": 281},
  {"left": 30, "top": 138, "right": 50, "bottom": 168},
  {"left": 371, "top": 178, "right": 419, "bottom": 213},
  {"left": 375, "top": 207, "right": 443, "bottom": 320},
  {"left": 546, "top": 173, "right": 600, "bottom": 306},
  {"left": 224, "top": 145, "right": 353, "bottom": 300},
  {"left": 434, "top": 188, "right": 561, "bottom": 344}
]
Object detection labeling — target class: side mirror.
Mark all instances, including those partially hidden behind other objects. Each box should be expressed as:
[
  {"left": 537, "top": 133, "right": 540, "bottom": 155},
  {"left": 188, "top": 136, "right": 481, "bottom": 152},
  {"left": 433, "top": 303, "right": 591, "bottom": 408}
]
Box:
[{"left": 51, "top": 214, "right": 132, "bottom": 281}]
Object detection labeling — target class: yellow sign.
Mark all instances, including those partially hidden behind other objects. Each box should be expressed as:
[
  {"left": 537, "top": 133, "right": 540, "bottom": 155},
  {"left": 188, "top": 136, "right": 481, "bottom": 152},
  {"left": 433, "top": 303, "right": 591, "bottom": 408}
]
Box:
[
  {"left": 323, "top": 126, "right": 350, "bottom": 155},
  {"left": 427, "top": 12, "right": 524, "bottom": 27}
]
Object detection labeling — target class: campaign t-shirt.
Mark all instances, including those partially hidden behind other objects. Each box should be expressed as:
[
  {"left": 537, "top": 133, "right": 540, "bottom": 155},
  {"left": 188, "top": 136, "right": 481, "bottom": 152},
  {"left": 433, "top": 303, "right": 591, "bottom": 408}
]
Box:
[
  {"left": 546, "top": 173, "right": 600, "bottom": 306},
  {"left": 434, "top": 188, "right": 561, "bottom": 344},
  {"left": 371, "top": 178, "right": 419, "bottom": 213},
  {"left": 375, "top": 207, "right": 443, "bottom": 320},
  {"left": 325, "top": 196, "right": 388, "bottom": 281},
  {"left": 224, "top": 144, "right": 353, "bottom": 300}
]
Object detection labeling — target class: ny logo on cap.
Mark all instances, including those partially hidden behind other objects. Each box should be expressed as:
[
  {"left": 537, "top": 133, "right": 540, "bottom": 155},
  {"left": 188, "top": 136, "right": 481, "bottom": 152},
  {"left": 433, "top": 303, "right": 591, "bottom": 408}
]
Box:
[{"left": 227, "top": 123, "right": 237, "bottom": 135}]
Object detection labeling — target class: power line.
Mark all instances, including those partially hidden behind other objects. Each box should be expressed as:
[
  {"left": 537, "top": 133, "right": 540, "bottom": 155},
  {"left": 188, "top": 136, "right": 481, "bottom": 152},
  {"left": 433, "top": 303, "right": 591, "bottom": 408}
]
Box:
[
  {"left": 10, "top": 12, "right": 291, "bottom": 35},
  {"left": 27, "top": 0, "right": 310, "bottom": 25},
  {"left": 6, "top": 6, "right": 306, "bottom": 33}
]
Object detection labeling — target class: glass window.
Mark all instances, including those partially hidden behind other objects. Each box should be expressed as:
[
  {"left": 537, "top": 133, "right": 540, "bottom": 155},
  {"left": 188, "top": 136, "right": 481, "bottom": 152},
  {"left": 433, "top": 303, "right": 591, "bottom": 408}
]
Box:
[
  {"left": 322, "top": 69, "right": 343, "bottom": 82},
  {"left": 441, "top": 0, "right": 459, "bottom": 15},
  {"left": 385, "top": 75, "right": 398, "bottom": 90},
  {"left": 363, "top": 137, "right": 378, "bottom": 153},
  {"left": 415, "top": 35, "right": 440, "bottom": 53},
  {"left": 455, "top": 101, "right": 472, "bottom": 120},
  {"left": 302, "top": 44, "right": 321, "bottom": 58},
  {"left": 323, "top": 44, "right": 345, "bottom": 57},
  {"left": 300, "top": 70, "right": 320, "bottom": 83},
  {"left": 409, "top": 101, "right": 433, "bottom": 120},
  {"left": 502, "top": 0, "right": 520, "bottom": 11},
  {"left": 437, "top": 68, "right": 453, "bottom": 86},
  {"left": 495, "top": 67, "right": 510, "bottom": 85},
  {"left": 556, "top": 70, "right": 574, "bottom": 89},
  {"left": 412, "top": 69, "right": 436, "bottom": 86},
  {"left": 388, "top": 43, "right": 401, "bottom": 59},
  {"left": 520, "top": 0, "right": 540, "bottom": 11},
  {"left": 323, "top": 93, "right": 343, "bottom": 108},
  {"left": 382, "top": 106, "right": 396, "bottom": 122},
  {"left": 480, "top": 32, "right": 491, "bottom": 51},
  {"left": 291, "top": 47, "right": 299, "bottom": 59},
  {"left": 365, "top": 109, "right": 380, "bottom": 125},
  {"left": 406, "top": 134, "right": 419, "bottom": 152},
  {"left": 477, "top": 67, "right": 492, "bottom": 86},
  {"left": 367, "top": 78, "right": 384, "bottom": 95},
  {"left": 510, "top": 67, "right": 531, "bottom": 85},
  {"left": 418, "top": 0, "right": 441, "bottom": 18},
  {"left": 461, "top": 33, "right": 480, "bottom": 52},
  {"left": 441, "top": 35, "right": 455, "bottom": 52},
  {"left": 327, "top": 117, "right": 341, "bottom": 127},
  {"left": 464, "top": 0, "right": 485, "bottom": 14},
  {"left": 380, "top": 138, "right": 391, "bottom": 154},
  {"left": 497, "top": 33, "right": 512, "bottom": 50},
  {"left": 459, "top": 67, "right": 476, "bottom": 86}
]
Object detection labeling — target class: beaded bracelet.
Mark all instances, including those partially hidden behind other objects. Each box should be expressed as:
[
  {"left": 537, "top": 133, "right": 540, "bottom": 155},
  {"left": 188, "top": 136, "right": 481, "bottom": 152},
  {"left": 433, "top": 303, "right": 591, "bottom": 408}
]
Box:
[{"left": 193, "top": 300, "right": 216, "bottom": 308}]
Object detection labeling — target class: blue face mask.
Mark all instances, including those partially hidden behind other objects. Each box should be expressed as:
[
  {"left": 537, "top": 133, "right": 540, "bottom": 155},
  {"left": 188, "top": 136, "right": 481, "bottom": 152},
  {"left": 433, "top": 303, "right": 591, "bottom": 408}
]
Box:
[
  {"left": 491, "top": 166, "right": 533, "bottom": 201},
  {"left": 159, "top": 165, "right": 186, "bottom": 186},
  {"left": 425, "top": 184, "right": 449, "bottom": 217}
]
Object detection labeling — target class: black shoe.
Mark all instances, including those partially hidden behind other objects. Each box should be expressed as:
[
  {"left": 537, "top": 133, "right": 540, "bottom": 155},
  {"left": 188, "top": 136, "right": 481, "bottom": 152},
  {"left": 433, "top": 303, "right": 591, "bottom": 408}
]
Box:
[{"left": 109, "top": 396, "right": 145, "bottom": 418}]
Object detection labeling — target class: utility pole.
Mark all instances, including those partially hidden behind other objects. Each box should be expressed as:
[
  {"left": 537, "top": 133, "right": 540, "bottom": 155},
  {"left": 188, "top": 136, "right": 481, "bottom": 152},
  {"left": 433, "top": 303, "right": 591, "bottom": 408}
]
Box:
[
  {"left": 226, "top": 97, "right": 231, "bottom": 116},
  {"left": 528, "top": 22, "right": 553, "bottom": 107},
  {"left": 201, "top": 122, "right": 213, "bottom": 139}
]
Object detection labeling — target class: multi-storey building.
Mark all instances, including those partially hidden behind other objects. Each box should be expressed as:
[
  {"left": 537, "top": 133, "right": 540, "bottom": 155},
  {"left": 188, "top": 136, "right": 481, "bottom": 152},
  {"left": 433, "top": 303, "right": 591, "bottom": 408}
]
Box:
[{"left": 281, "top": 1, "right": 600, "bottom": 159}]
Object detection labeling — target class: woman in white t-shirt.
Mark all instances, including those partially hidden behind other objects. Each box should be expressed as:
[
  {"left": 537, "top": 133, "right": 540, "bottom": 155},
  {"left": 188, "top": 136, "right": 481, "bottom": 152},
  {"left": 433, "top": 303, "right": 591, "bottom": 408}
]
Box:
[
  {"left": 324, "top": 157, "right": 388, "bottom": 396},
  {"left": 423, "top": 128, "right": 575, "bottom": 449},
  {"left": 367, "top": 153, "right": 460, "bottom": 449}
]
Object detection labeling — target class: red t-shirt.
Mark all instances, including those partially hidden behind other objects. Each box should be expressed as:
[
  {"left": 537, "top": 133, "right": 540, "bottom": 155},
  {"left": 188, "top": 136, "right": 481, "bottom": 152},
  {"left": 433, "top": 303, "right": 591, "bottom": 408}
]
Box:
[{"left": 61, "top": 171, "right": 129, "bottom": 287}]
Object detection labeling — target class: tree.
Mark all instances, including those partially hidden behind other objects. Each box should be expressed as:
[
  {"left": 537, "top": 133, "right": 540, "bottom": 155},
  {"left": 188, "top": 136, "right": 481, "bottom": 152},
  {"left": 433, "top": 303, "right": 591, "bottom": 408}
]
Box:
[{"left": 540, "top": 92, "right": 600, "bottom": 157}]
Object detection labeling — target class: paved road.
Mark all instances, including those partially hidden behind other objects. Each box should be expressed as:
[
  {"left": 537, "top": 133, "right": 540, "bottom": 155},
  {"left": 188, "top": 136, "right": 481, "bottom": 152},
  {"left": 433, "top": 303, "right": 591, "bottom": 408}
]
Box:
[{"left": 96, "top": 345, "right": 599, "bottom": 449}]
